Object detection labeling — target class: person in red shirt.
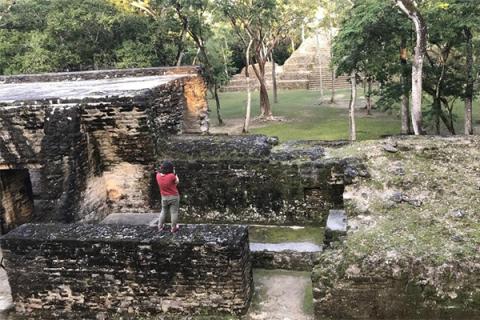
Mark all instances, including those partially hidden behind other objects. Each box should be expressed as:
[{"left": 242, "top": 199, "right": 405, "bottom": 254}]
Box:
[{"left": 156, "top": 160, "right": 180, "bottom": 233}]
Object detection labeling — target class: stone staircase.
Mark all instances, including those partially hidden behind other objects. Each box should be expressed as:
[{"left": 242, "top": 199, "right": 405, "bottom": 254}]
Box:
[{"left": 221, "top": 32, "right": 350, "bottom": 92}]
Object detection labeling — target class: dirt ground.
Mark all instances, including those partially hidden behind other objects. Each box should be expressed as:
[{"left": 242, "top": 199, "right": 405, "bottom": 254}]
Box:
[{"left": 244, "top": 270, "right": 313, "bottom": 320}]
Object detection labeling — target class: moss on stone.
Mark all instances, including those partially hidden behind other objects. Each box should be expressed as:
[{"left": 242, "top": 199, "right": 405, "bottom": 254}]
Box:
[
  {"left": 314, "top": 136, "right": 480, "bottom": 316},
  {"left": 249, "top": 225, "right": 325, "bottom": 245}
]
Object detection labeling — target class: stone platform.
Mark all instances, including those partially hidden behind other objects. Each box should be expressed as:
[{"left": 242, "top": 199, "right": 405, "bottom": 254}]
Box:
[
  {"left": 102, "top": 213, "right": 325, "bottom": 271},
  {"left": 0, "top": 223, "right": 252, "bottom": 319}
]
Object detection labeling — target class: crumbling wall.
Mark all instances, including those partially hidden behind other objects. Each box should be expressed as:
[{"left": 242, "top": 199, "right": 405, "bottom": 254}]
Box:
[
  {"left": 1, "top": 66, "right": 354, "bottom": 226},
  {"left": 0, "top": 223, "right": 253, "bottom": 319}
]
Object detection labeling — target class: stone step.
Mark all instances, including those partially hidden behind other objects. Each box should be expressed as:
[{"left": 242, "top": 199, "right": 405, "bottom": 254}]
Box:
[
  {"left": 279, "top": 72, "right": 312, "bottom": 81},
  {"left": 324, "top": 209, "right": 347, "bottom": 246},
  {"left": 249, "top": 225, "right": 324, "bottom": 271}
]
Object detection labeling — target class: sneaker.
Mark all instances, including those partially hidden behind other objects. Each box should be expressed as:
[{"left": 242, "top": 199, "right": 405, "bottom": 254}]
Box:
[
  {"left": 171, "top": 226, "right": 179, "bottom": 233},
  {"left": 158, "top": 224, "right": 166, "bottom": 231}
]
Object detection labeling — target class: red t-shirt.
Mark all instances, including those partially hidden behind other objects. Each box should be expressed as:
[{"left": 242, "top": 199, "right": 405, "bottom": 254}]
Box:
[{"left": 156, "top": 173, "right": 179, "bottom": 196}]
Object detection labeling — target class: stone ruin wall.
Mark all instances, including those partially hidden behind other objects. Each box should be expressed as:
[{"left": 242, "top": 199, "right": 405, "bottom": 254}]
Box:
[
  {"left": 154, "top": 135, "right": 360, "bottom": 225},
  {"left": 0, "top": 66, "right": 356, "bottom": 229},
  {"left": 0, "top": 67, "right": 209, "bottom": 228},
  {"left": 0, "top": 223, "right": 252, "bottom": 318}
]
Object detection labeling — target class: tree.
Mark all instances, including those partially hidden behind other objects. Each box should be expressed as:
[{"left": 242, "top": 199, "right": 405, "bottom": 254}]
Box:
[
  {"left": 395, "top": 0, "right": 427, "bottom": 135},
  {"left": 217, "top": 0, "right": 314, "bottom": 119},
  {"left": 348, "top": 73, "right": 357, "bottom": 141},
  {"left": 335, "top": 0, "right": 479, "bottom": 137},
  {"left": 420, "top": 0, "right": 480, "bottom": 135},
  {"left": 334, "top": 0, "right": 409, "bottom": 139},
  {"left": 121, "top": 0, "right": 228, "bottom": 125},
  {"left": 0, "top": 0, "right": 180, "bottom": 74},
  {"left": 442, "top": 0, "right": 480, "bottom": 135},
  {"left": 317, "top": 0, "right": 353, "bottom": 104}
]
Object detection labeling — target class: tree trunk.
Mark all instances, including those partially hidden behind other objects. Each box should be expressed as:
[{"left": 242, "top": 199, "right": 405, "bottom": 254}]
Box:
[
  {"left": 401, "top": 93, "right": 410, "bottom": 134},
  {"left": 176, "top": 27, "right": 187, "bottom": 66},
  {"left": 366, "top": 78, "right": 372, "bottom": 115},
  {"left": 223, "top": 38, "right": 229, "bottom": 78},
  {"left": 271, "top": 52, "right": 278, "bottom": 103},
  {"left": 243, "top": 39, "right": 253, "bottom": 133},
  {"left": 315, "top": 31, "right": 324, "bottom": 100},
  {"left": 252, "top": 59, "right": 272, "bottom": 118},
  {"left": 349, "top": 73, "right": 357, "bottom": 141},
  {"left": 396, "top": 0, "right": 427, "bottom": 135},
  {"left": 433, "top": 98, "right": 441, "bottom": 135},
  {"left": 464, "top": 27, "right": 474, "bottom": 135},
  {"left": 191, "top": 48, "right": 200, "bottom": 65},
  {"left": 439, "top": 101, "right": 455, "bottom": 135},
  {"left": 329, "top": 30, "right": 336, "bottom": 104},
  {"left": 214, "top": 84, "right": 223, "bottom": 126},
  {"left": 400, "top": 39, "right": 412, "bottom": 134},
  {"left": 259, "top": 76, "right": 272, "bottom": 117},
  {"left": 330, "top": 66, "right": 336, "bottom": 104}
]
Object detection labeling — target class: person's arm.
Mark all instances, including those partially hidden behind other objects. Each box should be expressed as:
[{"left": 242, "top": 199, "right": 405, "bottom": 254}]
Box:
[{"left": 175, "top": 174, "right": 179, "bottom": 184}]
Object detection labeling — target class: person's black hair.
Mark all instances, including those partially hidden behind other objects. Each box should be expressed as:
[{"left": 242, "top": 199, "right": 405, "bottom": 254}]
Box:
[{"left": 160, "top": 160, "right": 174, "bottom": 174}]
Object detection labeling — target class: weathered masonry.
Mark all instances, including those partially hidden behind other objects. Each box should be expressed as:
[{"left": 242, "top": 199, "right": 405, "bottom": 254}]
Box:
[
  {"left": 0, "top": 67, "right": 209, "bottom": 227},
  {"left": 0, "top": 67, "right": 361, "bottom": 228},
  {"left": 1, "top": 223, "right": 252, "bottom": 318},
  {"left": 156, "top": 137, "right": 364, "bottom": 225}
]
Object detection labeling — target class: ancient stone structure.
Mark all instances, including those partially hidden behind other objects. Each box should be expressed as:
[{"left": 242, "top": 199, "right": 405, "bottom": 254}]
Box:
[
  {"left": 222, "top": 33, "right": 350, "bottom": 92},
  {"left": 0, "top": 223, "right": 252, "bottom": 318},
  {"left": 0, "top": 69, "right": 359, "bottom": 226},
  {"left": 0, "top": 67, "right": 209, "bottom": 229},
  {"left": 155, "top": 137, "right": 364, "bottom": 225}
]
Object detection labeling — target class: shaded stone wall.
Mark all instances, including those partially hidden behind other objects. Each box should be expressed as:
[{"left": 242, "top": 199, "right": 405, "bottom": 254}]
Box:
[
  {"left": 0, "top": 170, "right": 33, "bottom": 234},
  {"left": 0, "top": 105, "right": 89, "bottom": 223},
  {"left": 152, "top": 136, "right": 363, "bottom": 225},
  {"left": 0, "top": 223, "right": 252, "bottom": 318}
]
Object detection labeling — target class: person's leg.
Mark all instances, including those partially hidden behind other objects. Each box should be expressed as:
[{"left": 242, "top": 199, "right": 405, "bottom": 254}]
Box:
[
  {"left": 158, "top": 199, "right": 168, "bottom": 230},
  {"left": 170, "top": 196, "right": 180, "bottom": 232}
]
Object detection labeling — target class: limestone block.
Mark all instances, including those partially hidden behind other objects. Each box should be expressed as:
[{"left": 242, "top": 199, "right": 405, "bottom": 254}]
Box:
[{"left": 324, "top": 209, "right": 347, "bottom": 245}]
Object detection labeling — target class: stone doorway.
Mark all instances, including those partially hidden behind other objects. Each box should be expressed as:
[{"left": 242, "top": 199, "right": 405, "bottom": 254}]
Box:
[{"left": 0, "top": 169, "right": 34, "bottom": 235}]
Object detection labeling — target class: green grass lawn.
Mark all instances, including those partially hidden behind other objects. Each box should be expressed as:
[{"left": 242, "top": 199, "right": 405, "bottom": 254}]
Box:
[{"left": 209, "top": 89, "right": 479, "bottom": 142}]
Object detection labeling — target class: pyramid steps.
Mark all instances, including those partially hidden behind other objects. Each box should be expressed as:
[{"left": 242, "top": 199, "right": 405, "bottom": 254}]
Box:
[{"left": 221, "top": 33, "right": 350, "bottom": 92}]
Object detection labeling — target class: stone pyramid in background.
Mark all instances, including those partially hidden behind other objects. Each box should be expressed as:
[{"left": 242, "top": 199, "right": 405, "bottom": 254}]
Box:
[{"left": 221, "top": 32, "right": 350, "bottom": 92}]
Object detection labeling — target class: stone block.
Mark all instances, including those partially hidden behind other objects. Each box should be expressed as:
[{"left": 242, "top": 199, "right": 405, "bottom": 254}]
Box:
[
  {"left": 324, "top": 209, "right": 347, "bottom": 245},
  {"left": 250, "top": 242, "right": 322, "bottom": 271}
]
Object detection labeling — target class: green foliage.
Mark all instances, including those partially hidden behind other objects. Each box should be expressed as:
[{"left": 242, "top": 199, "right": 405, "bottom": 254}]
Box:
[
  {"left": 0, "top": 0, "right": 187, "bottom": 74},
  {"left": 334, "top": 0, "right": 480, "bottom": 134}
]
